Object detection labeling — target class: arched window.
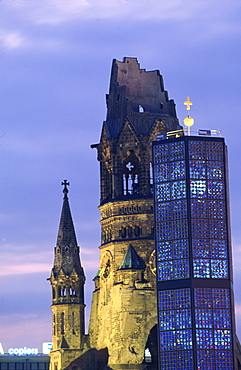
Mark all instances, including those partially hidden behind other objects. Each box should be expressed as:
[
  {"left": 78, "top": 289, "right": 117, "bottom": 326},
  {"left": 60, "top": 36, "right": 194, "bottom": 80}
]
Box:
[
  {"left": 53, "top": 314, "right": 56, "bottom": 336},
  {"left": 144, "top": 325, "right": 158, "bottom": 364},
  {"left": 128, "top": 226, "right": 133, "bottom": 238},
  {"left": 134, "top": 225, "right": 141, "bottom": 237},
  {"left": 72, "top": 312, "right": 75, "bottom": 334},
  {"left": 123, "top": 150, "right": 139, "bottom": 195},
  {"left": 61, "top": 312, "right": 65, "bottom": 334},
  {"left": 70, "top": 287, "right": 76, "bottom": 296}
]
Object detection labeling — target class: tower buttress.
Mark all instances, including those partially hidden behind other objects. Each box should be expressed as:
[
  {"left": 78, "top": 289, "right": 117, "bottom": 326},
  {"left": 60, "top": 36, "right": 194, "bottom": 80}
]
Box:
[{"left": 49, "top": 181, "right": 85, "bottom": 370}]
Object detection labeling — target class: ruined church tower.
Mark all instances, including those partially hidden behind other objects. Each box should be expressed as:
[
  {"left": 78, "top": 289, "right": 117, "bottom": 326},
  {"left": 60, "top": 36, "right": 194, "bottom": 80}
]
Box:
[
  {"left": 49, "top": 181, "right": 86, "bottom": 370},
  {"left": 89, "top": 58, "right": 180, "bottom": 369}
]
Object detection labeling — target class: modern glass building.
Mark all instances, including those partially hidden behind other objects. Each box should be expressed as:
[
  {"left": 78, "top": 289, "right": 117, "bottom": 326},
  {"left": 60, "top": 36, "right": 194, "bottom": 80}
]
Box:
[{"left": 152, "top": 135, "right": 237, "bottom": 369}]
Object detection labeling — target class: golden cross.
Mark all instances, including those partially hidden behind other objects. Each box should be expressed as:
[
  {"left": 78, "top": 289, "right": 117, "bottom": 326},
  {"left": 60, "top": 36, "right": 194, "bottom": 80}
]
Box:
[{"left": 184, "top": 97, "right": 193, "bottom": 111}]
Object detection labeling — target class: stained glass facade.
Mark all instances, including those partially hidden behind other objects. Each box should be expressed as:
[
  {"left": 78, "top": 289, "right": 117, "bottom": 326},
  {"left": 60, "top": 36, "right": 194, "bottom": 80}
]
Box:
[{"left": 153, "top": 136, "right": 236, "bottom": 370}]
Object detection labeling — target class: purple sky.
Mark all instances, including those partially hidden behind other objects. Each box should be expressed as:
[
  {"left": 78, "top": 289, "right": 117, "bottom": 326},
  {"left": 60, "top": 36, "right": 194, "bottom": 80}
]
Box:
[{"left": 1, "top": 0, "right": 241, "bottom": 353}]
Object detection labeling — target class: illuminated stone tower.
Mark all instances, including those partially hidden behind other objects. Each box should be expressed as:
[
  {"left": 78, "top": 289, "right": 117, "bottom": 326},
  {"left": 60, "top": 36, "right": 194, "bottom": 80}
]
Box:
[
  {"left": 152, "top": 134, "right": 238, "bottom": 369},
  {"left": 49, "top": 181, "right": 86, "bottom": 370},
  {"left": 89, "top": 57, "right": 180, "bottom": 369}
]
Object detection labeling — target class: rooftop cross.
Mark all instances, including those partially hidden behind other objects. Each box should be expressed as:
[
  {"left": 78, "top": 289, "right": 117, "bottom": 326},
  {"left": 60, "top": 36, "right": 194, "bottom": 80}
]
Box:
[
  {"left": 61, "top": 180, "right": 70, "bottom": 198},
  {"left": 183, "top": 97, "right": 194, "bottom": 136},
  {"left": 184, "top": 97, "right": 193, "bottom": 112}
]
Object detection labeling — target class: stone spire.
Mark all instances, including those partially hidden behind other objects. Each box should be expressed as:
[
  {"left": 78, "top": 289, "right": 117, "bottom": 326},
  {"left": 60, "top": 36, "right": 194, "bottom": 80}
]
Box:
[{"left": 52, "top": 180, "right": 84, "bottom": 277}]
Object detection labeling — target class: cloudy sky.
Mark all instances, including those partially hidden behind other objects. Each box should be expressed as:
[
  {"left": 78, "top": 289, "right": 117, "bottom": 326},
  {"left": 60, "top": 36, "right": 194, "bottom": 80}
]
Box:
[{"left": 1, "top": 0, "right": 241, "bottom": 353}]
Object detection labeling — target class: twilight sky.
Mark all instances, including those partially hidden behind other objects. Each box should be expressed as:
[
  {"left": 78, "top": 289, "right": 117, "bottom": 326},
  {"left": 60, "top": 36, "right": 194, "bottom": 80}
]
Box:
[{"left": 1, "top": 0, "right": 241, "bottom": 353}]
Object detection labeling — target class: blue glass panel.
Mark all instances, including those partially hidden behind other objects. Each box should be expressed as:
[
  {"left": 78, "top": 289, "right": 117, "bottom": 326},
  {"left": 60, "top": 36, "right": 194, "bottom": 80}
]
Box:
[
  {"left": 191, "top": 199, "right": 208, "bottom": 217},
  {"left": 212, "top": 289, "right": 230, "bottom": 308},
  {"left": 215, "top": 350, "right": 233, "bottom": 369},
  {"left": 196, "top": 329, "right": 213, "bottom": 349},
  {"left": 159, "top": 310, "right": 175, "bottom": 331},
  {"left": 158, "top": 261, "right": 173, "bottom": 281},
  {"left": 211, "top": 260, "right": 229, "bottom": 279},
  {"left": 209, "top": 200, "right": 226, "bottom": 218},
  {"left": 157, "top": 241, "right": 172, "bottom": 261},
  {"left": 206, "top": 141, "right": 223, "bottom": 161},
  {"left": 175, "top": 288, "right": 191, "bottom": 308},
  {"left": 172, "top": 219, "right": 188, "bottom": 239},
  {"left": 192, "top": 239, "right": 210, "bottom": 258},
  {"left": 159, "top": 290, "right": 175, "bottom": 310},
  {"left": 176, "top": 309, "right": 191, "bottom": 329},
  {"left": 170, "top": 161, "right": 185, "bottom": 180},
  {"left": 171, "top": 180, "right": 186, "bottom": 199},
  {"left": 207, "top": 161, "right": 224, "bottom": 179},
  {"left": 208, "top": 181, "right": 225, "bottom": 199},
  {"left": 213, "top": 309, "right": 231, "bottom": 329},
  {"left": 170, "top": 141, "right": 185, "bottom": 161},
  {"left": 173, "top": 259, "right": 189, "bottom": 279},
  {"left": 209, "top": 219, "right": 227, "bottom": 239},
  {"left": 155, "top": 202, "right": 171, "bottom": 222},
  {"left": 193, "top": 259, "right": 210, "bottom": 278},
  {"left": 177, "top": 351, "right": 193, "bottom": 370},
  {"left": 160, "top": 351, "right": 177, "bottom": 369},
  {"left": 197, "top": 350, "right": 215, "bottom": 369},
  {"left": 192, "top": 219, "right": 209, "bottom": 239},
  {"left": 190, "top": 180, "right": 207, "bottom": 198},
  {"left": 189, "top": 141, "right": 206, "bottom": 159},
  {"left": 176, "top": 330, "right": 192, "bottom": 349},
  {"left": 160, "top": 331, "right": 176, "bottom": 351},
  {"left": 210, "top": 240, "right": 228, "bottom": 259},
  {"left": 189, "top": 160, "right": 206, "bottom": 179},
  {"left": 156, "top": 221, "right": 172, "bottom": 241},
  {"left": 214, "top": 329, "right": 232, "bottom": 349},
  {"left": 195, "top": 309, "right": 212, "bottom": 328},
  {"left": 153, "top": 143, "right": 169, "bottom": 163},
  {"left": 173, "top": 239, "right": 189, "bottom": 259},
  {"left": 156, "top": 183, "right": 170, "bottom": 202},
  {"left": 194, "top": 288, "right": 212, "bottom": 308},
  {"left": 171, "top": 199, "right": 187, "bottom": 219},
  {"left": 154, "top": 163, "right": 169, "bottom": 182}
]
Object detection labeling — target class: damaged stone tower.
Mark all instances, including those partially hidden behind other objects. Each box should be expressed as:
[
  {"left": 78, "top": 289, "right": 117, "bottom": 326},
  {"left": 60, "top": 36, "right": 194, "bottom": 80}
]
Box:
[{"left": 89, "top": 57, "right": 180, "bottom": 369}]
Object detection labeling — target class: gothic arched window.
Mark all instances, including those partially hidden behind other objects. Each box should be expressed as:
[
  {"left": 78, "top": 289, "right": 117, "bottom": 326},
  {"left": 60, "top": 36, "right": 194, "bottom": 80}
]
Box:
[
  {"left": 72, "top": 312, "right": 75, "bottom": 334},
  {"left": 123, "top": 150, "right": 139, "bottom": 195},
  {"left": 61, "top": 312, "right": 65, "bottom": 334}
]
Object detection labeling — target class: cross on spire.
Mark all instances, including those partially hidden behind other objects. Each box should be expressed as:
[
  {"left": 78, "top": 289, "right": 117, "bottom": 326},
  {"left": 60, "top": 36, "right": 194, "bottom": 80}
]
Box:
[
  {"left": 184, "top": 97, "right": 193, "bottom": 112},
  {"left": 62, "top": 180, "right": 70, "bottom": 198}
]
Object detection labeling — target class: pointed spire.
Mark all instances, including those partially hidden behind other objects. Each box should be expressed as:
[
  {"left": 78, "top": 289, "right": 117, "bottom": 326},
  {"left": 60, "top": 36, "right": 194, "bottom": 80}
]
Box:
[
  {"left": 118, "top": 244, "right": 146, "bottom": 270},
  {"left": 57, "top": 180, "right": 77, "bottom": 247},
  {"left": 52, "top": 181, "right": 83, "bottom": 277}
]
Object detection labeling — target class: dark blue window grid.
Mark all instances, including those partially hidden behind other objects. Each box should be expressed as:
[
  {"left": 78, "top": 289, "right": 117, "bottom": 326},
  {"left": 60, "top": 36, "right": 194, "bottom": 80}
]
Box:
[{"left": 153, "top": 138, "right": 234, "bottom": 370}]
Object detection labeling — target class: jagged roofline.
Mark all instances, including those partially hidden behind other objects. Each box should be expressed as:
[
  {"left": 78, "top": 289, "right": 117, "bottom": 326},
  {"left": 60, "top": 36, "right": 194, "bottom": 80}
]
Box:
[
  {"left": 104, "top": 57, "right": 179, "bottom": 139},
  {"left": 108, "top": 57, "right": 177, "bottom": 114}
]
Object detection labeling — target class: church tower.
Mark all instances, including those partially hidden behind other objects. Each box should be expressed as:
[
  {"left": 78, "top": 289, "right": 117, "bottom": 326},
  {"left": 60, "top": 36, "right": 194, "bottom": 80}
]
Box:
[
  {"left": 49, "top": 181, "right": 86, "bottom": 370},
  {"left": 89, "top": 57, "right": 180, "bottom": 368}
]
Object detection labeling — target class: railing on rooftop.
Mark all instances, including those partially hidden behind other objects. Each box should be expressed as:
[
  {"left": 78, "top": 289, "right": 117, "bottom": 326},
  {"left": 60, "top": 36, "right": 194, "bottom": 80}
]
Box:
[{"left": 156, "top": 128, "right": 222, "bottom": 140}]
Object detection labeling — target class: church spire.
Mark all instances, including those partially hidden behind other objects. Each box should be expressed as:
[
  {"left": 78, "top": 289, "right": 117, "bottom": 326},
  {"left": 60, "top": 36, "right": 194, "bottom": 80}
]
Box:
[{"left": 52, "top": 180, "right": 83, "bottom": 277}]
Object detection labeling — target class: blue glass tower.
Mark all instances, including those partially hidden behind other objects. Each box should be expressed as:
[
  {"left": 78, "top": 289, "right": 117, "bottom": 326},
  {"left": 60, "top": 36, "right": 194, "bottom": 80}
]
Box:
[{"left": 152, "top": 135, "right": 237, "bottom": 369}]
